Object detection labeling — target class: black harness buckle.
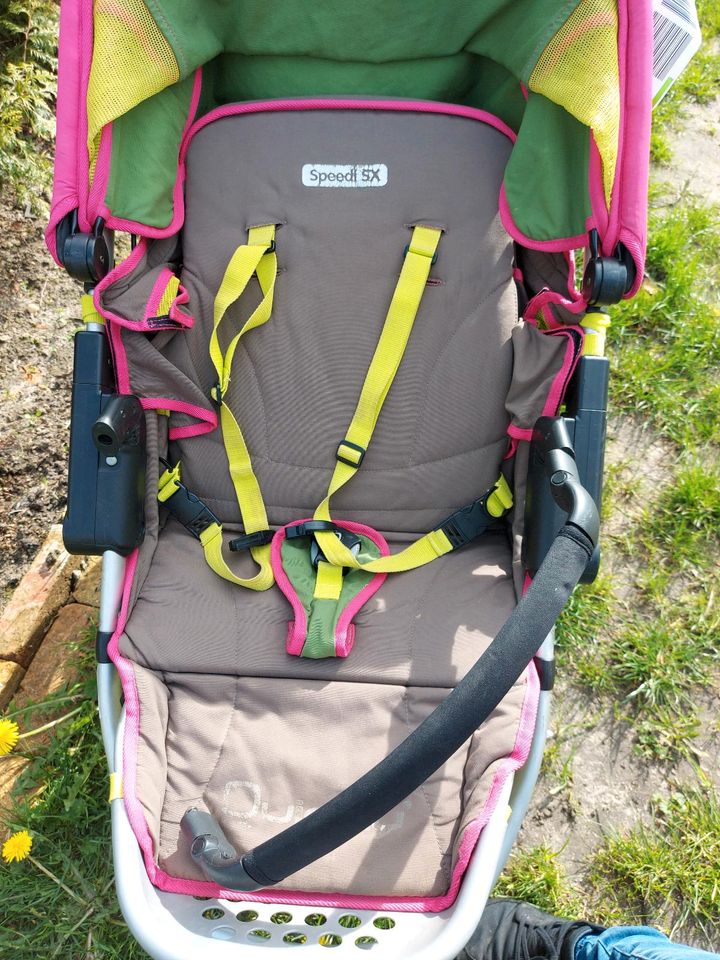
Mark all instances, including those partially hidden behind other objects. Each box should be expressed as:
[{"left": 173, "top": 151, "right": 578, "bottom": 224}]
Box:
[
  {"left": 440, "top": 494, "right": 496, "bottom": 550},
  {"left": 163, "top": 482, "right": 220, "bottom": 540},
  {"left": 229, "top": 530, "right": 274, "bottom": 551},
  {"left": 285, "top": 520, "right": 338, "bottom": 540}
]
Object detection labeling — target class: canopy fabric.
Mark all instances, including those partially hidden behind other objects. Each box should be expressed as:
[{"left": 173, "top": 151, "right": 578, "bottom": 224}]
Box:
[{"left": 46, "top": 0, "right": 652, "bottom": 294}]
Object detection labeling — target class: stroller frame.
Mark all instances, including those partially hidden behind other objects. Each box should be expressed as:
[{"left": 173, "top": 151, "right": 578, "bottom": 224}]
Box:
[{"left": 97, "top": 550, "right": 554, "bottom": 958}]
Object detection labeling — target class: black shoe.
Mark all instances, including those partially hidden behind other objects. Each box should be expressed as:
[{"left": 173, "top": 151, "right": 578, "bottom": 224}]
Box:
[{"left": 458, "top": 898, "right": 604, "bottom": 960}]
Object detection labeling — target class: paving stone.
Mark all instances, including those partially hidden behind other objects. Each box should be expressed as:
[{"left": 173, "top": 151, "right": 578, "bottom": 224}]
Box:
[
  {"left": 0, "top": 659, "right": 25, "bottom": 712},
  {"left": 0, "top": 526, "right": 73, "bottom": 667},
  {"left": 0, "top": 755, "right": 29, "bottom": 812},
  {"left": 72, "top": 556, "right": 102, "bottom": 608},
  {"left": 17, "top": 603, "right": 95, "bottom": 703}
]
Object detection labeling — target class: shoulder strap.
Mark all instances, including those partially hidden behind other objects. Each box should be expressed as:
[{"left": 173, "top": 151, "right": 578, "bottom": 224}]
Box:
[
  {"left": 313, "top": 225, "right": 512, "bottom": 573},
  {"left": 201, "top": 224, "right": 277, "bottom": 591}
]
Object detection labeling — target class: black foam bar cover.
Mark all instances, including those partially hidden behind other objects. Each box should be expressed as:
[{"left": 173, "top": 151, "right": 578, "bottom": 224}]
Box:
[{"left": 241, "top": 524, "right": 593, "bottom": 887}]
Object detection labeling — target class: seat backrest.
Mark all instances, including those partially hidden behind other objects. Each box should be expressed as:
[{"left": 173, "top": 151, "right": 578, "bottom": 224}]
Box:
[{"left": 100, "top": 102, "right": 578, "bottom": 539}]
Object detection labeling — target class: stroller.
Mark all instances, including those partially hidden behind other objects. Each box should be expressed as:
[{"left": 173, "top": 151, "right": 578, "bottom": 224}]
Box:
[{"left": 43, "top": 1, "right": 678, "bottom": 956}]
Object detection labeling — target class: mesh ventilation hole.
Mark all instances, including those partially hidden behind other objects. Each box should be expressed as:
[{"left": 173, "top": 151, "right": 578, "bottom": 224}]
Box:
[
  {"left": 271, "top": 912, "right": 293, "bottom": 925},
  {"left": 237, "top": 909, "right": 259, "bottom": 922},
  {"left": 305, "top": 913, "right": 328, "bottom": 926},
  {"left": 319, "top": 933, "right": 343, "bottom": 947},
  {"left": 284, "top": 932, "right": 308, "bottom": 944},
  {"left": 356, "top": 937, "right": 379, "bottom": 950},
  {"left": 201, "top": 908, "right": 225, "bottom": 920}
]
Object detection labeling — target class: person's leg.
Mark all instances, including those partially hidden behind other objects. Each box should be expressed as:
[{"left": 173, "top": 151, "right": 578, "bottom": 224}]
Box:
[
  {"left": 459, "top": 899, "right": 603, "bottom": 960},
  {"left": 575, "top": 927, "right": 719, "bottom": 960}
]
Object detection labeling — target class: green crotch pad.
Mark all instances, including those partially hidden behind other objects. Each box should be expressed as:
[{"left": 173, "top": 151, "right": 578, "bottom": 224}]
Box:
[{"left": 272, "top": 520, "right": 389, "bottom": 658}]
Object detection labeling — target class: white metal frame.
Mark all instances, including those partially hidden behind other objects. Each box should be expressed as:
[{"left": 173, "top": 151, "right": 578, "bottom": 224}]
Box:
[{"left": 97, "top": 552, "right": 552, "bottom": 959}]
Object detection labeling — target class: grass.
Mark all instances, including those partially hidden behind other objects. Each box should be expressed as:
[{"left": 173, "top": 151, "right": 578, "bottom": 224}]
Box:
[
  {"left": 0, "top": 639, "right": 145, "bottom": 958},
  {"left": 495, "top": 786, "right": 720, "bottom": 945},
  {"left": 590, "top": 787, "right": 720, "bottom": 942},
  {"left": 494, "top": 845, "right": 585, "bottom": 919},
  {"left": 610, "top": 193, "right": 720, "bottom": 448}
]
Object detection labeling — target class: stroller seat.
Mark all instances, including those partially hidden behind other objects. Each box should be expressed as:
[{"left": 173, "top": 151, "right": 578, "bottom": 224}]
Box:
[
  {"left": 99, "top": 103, "right": 571, "bottom": 907},
  {"left": 45, "top": 0, "right": 658, "bottom": 953}
]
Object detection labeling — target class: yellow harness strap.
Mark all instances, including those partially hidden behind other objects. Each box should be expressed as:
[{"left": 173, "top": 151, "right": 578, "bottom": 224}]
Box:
[
  {"left": 313, "top": 225, "right": 512, "bottom": 572},
  {"left": 201, "top": 225, "right": 277, "bottom": 591}
]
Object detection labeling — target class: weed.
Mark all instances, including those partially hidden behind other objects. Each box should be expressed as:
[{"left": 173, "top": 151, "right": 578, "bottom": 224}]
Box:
[
  {"left": 494, "top": 845, "right": 585, "bottom": 918},
  {"left": 590, "top": 787, "right": 720, "bottom": 942},
  {"left": 0, "top": 1, "right": 58, "bottom": 210},
  {"left": 609, "top": 193, "right": 720, "bottom": 448},
  {"left": 0, "top": 657, "right": 145, "bottom": 957}
]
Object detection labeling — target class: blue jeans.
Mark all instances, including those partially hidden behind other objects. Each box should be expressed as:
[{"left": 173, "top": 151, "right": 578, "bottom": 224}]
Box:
[{"left": 576, "top": 927, "right": 719, "bottom": 960}]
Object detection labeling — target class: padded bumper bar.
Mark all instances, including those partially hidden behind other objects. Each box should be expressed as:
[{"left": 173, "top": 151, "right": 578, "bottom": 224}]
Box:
[{"left": 181, "top": 423, "right": 599, "bottom": 891}]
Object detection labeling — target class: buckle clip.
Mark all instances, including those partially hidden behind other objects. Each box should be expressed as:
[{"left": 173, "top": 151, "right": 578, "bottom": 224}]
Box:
[
  {"left": 163, "top": 482, "right": 219, "bottom": 539},
  {"left": 336, "top": 440, "right": 366, "bottom": 468},
  {"left": 440, "top": 478, "right": 512, "bottom": 550},
  {"left": 284, "top": 521, "right": 361, "bottom": 569},
  {"left": 229, "top": 529, "right": 274, "bottom": 551}
]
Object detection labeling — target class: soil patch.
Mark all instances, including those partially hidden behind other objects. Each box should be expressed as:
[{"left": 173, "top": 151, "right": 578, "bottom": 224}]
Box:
[{"left": 0, "top": 196, "right": 78, "bottom": 612}]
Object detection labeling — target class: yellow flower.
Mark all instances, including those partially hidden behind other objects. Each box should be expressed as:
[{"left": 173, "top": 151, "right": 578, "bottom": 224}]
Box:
[
  {"left": 2, "top": 830, "right": 32, "bottom": 863},
  {"left": 0, "top": 718, "right": 20, "bottom": 756}
]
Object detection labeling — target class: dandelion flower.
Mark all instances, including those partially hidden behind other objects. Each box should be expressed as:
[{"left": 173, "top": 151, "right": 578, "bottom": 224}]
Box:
[
  {"left": 2, "top": 830, "right": 32, "bottom": 863},
  {"left": 0, "top": 718, "right": 20, "bottom": 756}
]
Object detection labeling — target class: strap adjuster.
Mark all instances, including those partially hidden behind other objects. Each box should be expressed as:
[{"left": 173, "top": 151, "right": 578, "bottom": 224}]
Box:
[
  {"left": 229, "top": 529, "right": 274, "bottom": 551},
  {"left": 336, "top": 440, "right": 366, "bottom": 468},
  {"left": 285, "top": 520, "right": 338, "bottom": 540},
  {"left": 163, "top": 481, "right": 220, "bottom": 539}
]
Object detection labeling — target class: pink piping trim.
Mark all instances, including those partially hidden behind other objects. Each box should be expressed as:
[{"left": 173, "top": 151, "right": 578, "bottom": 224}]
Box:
[
  {"left": 182, "top": 99, "right": 517, "bottom": 154},
  {"left": 506, "top": 325, "right": 584, "bottom": 447},
  {"left": 91, "top": 98, "right": 515, "bottom": 239},
  {"left": 499, "top": 183, "right": 594, "bottom": 255},
  {"left": 86, "top": 68, "right": 203, "bottom": 233},
  {"left": 605, "top": 0, "right": 652, "bottom": 296},
  {"left": 272, "top": 519, "right": 389, "bottom": 658},
  {"left": 507, "top": 424, "right": 533, "bottom": 443},
  {"left": 93, "top": 237, "right": 215, "bottom": 430},
  {"left": 503, "top": 436, "right": 519, "bottom": 461},
  {"left": 75, "top": 0, "right": 94, "bottom": 234},
  {"left": 142, "top": 269, "right": 193, "bottom": 330},
  {"left": 141, "top": 397, "right": 217, "bottom": 428},
  {"left": 168, "top": 284, "right": 192, "bottom": 326},
  {"left": 45, "top": 0, "right": 94, "bottom": 262},
  {"left": 541, "top": 328, "right": 584, "bottom": 417},
  {"left": 169, "top": 421, "right": 217, "bottom": 441},
  {"left": 523, "top": 288, "right": 586, "bottom": 328}
]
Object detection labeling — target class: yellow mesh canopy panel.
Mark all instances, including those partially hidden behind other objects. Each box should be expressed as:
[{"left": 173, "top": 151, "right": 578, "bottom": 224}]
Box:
[
  {"left": 529, "top": 0, "right": 620, "bottom": 202},
  {"left": 86, "top": 0, "right": 179, "bottom": 178}
]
